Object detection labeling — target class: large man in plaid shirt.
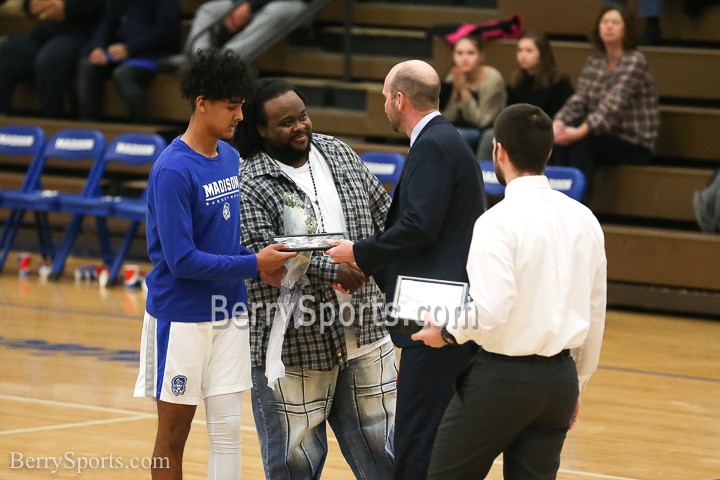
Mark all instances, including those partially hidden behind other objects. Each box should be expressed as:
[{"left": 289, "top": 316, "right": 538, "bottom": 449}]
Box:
[{"left": 234, "top": 78, "right": 396, "bottom": 480}]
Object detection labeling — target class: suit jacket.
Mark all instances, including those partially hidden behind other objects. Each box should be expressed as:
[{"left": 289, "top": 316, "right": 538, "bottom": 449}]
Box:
[{"left": 354, "top": 114, "right": 486, "bottom": 347}]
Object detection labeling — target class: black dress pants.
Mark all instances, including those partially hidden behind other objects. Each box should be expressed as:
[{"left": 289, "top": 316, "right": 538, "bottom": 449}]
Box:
[
  {"left": 565, "top": 133, "right": 652, "bottom": 204},
  {"left": 77, "top": 58, "right": 155, "bottom": 122},
  {"left": 393, "top": 342, "right": 475, "bottom": 480},
  {"left": 428, "top": 349, "right": 579, "bottom": 480}
]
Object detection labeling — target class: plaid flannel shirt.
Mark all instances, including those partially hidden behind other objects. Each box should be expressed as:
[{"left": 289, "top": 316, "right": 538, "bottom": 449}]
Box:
[
  {"left": 555, "top": 50, "right": 659, "bottom": 151},
  {"left": 240, "top": 134, "right": 392, "bottom": 371}
]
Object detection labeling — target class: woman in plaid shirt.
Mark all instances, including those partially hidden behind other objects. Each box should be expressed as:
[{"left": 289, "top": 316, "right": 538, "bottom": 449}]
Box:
[{"left": 554, "top": 4, "right": 659, "bottom": 202}]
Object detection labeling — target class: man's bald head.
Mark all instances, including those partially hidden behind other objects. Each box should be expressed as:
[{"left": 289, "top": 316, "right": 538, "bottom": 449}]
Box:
[{"left": 386, "top": 60, "right": 440, "bottom": 112}]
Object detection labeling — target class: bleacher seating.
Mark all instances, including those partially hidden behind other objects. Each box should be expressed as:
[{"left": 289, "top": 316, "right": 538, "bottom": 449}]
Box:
[
  {"left": 360, "top": 151, "right": 405, "bottom": 196},
  {"left": 479, "top": 161, "right": 588, "bottom": 202},
  {"left": 479, "top": 161, "right": 505, "bottom": 198},
  {"left": 2, "top": 0, "right": 720, "bottom": 314},
  {"left": 544, "top": 166, "right": 587, "bottom": 202},
  {"left": 95, "top": 133, "right": 166, "bottom": 285},
  {"left": 0, "top": 129, "right": 107, "bottom": 276},
  {"left": 0, "top": 125, "right": 46, "bottom": 270}
]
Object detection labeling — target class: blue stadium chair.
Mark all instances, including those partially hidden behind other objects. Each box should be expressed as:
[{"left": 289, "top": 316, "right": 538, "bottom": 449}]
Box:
[
  {"left": 479, "top": 161, "right": 587, "bottom": 203},
  {"left": 0, "top": 125, "right": 47, "bottom": 270},
  {"left": 101, "top": 133, "right": 166, "bottom": 285},
  {"left": 479, "top": 160, "right": 505, "bottom": 198},
  {"left": 360, "top": 151, "right": 405, "bottom": 196},
  {"left": 544, "top": 165, "right": 587, "bottom": 202},
  {"left": 122, "top": 58, "right": 159, "bottom": 72},
  {"left": 0, "top": 129, "right": 106, "bottom": 275}
]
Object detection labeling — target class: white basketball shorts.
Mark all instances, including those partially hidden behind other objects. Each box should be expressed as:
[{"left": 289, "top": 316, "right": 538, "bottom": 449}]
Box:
[{"left": 133, "top": 311, "right": 251, "bottom": 405}]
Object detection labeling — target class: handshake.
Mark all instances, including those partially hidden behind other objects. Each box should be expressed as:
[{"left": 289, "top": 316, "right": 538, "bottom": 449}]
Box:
[
  {"left": 326, "top": 238, "right": 367, "bottom": 295},
  {"left": 331, "top": 263, "right": 368, "bottom": 295},
  {"left": 254, "top": 241, "right": 369, "bottom": 295}
]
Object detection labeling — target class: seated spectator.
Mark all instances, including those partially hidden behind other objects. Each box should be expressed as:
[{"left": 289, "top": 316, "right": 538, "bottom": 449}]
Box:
[
  {"left": 554, "top": 4, "right": 659, "bottom": 203},
  {"left": 76, "top": 0, "right": 180, "bottom": 123},
  {"left": 181, "top": 0, "right": 307, "bottom": 64},
  {"left": 478, "top": 31, "right": 574, "bottom": 161},
  {"left": 0, "top": 0, "right": 105, "bottom": 118},
  {"left": 606, "top": 0, "right": 662, "bottom": 44},
  {"left": 439, "top": 35, "right": 506, "bottom": 154}
]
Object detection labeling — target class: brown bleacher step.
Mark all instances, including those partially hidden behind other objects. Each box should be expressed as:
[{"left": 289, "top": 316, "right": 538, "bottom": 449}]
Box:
[
  {"left": 604, "top": 224, "right": 720, "bottom": 292},
  {"left": 592, "top": 165, "right": 715, "bottom": 223},
  {"left": 255, "top": 43, "right": 414, "bottom": 81},
  {"left": 434, "top": 38, "right": 720, "bottom": 103},
  {"left": 498, "top": 0, "right": 720, "bottom": 44},
  {"left": 316, "top": 0, "right": 498, "bottom": 29}
]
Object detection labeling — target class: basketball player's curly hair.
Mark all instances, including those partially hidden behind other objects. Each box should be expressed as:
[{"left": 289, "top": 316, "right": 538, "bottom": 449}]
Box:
[{"left": 179, "top": 48, "right": 257, "bottom": 108}]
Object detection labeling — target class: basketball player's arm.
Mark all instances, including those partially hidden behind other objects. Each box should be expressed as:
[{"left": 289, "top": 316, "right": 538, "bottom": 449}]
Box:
[{"left": 153, "top": 170, "right": 258, "bottom": 280}]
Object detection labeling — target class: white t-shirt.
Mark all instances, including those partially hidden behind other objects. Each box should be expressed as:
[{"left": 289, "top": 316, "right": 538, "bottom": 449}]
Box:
[{"left": 274, "top": 148, "right": 390, "bottom": 360}]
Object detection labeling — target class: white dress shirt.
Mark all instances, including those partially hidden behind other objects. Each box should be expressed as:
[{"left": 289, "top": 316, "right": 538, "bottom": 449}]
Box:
[
  {"left": 446, "top": 175, "right": 607, "bottom": 390},
  {"left": 410, "top": 111, "right": 441, "bottom": 147}
]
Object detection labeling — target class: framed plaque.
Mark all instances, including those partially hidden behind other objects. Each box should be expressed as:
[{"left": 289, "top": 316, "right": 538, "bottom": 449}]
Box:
[
  {"left": 273, "top": 232, "right": 346, "bottom": 252},
  {"left": 389, "top": 275, "right": 469, "bottom": 332}
]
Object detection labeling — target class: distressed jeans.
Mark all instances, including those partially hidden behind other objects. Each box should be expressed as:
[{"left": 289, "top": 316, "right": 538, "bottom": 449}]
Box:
[{"left": 251, "top": 341, "right": 397, "bottom": 480}]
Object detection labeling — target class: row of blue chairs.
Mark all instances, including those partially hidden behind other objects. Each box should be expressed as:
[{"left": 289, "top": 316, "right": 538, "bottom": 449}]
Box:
[
  {"left": 360, "top": 151, "right": 405, "bottom": 197},
  {"left": 358, "top": 152, "right": 587, "bottom": 202},
  {"left": 479, "top": 160, "right": 587, "bottom": 201},
  {"left": 0, "top": 125, "right": 166, "bottom": 283}
]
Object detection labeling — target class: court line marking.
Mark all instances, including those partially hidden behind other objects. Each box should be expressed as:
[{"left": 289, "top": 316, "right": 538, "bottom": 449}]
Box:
[
  {"left": 0, "top": 415, "right": 153, "bottom": 436},
  {"left": 2, "top": 327, "right": 719, "bottom": 384},
  {"left": 560, "top": 471, "right": 639, "bottom": 480},
  {"left": 599, "top": 364, "right": 720, "bottom": 384},
  {"left": 493, "top": 458, "right": 639, "bottom": 480},
  {"left": 2, "top": 301, "right": 719, "bottom": 383},
  {"left": 0, "top": 394, "right": 151, "bottom": 416},
  {"left": 0, "top": 393, "right": 324, "bottom": 440},
  {"left": 0, "top": 394, "right": 641, "bottom": 479},
  {"left": 0, "top": 301, "right": 138, "bottom": 321}
]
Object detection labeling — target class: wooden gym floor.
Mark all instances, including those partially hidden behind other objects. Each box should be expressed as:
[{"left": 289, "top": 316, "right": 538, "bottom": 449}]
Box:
[{"left": 0, "top": 256, "right": 718, "bottom": 479}]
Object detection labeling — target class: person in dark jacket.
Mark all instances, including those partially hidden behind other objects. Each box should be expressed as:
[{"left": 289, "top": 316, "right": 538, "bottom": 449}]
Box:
[
  {"left": 76, "top": 0, "right": 180, "bottom": 122},
  {"left": 327, "top": 59, "right": 485, "bottom": 480},
  {"left": 0, "top": 0, "right": 105, "bottom": 118}
]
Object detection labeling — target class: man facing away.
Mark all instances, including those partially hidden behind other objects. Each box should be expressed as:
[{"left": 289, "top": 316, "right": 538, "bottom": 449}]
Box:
[
  {"left": 413, "top": 103, "right": 607, "bottom": 479},
  {"left": 326, "top": 59, "right": 486, "bottom": 479},
  {"left": 234, "top": 78, "right": 396, "bottom": 479},
  {"left": 133, "top": 49, "right": 295, "bottom": 480}
]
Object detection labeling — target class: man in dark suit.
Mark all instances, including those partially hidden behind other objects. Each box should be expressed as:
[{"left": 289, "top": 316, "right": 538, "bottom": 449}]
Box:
[{"left": 326, "top": 59, "right": 485, "bottom": 479}]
